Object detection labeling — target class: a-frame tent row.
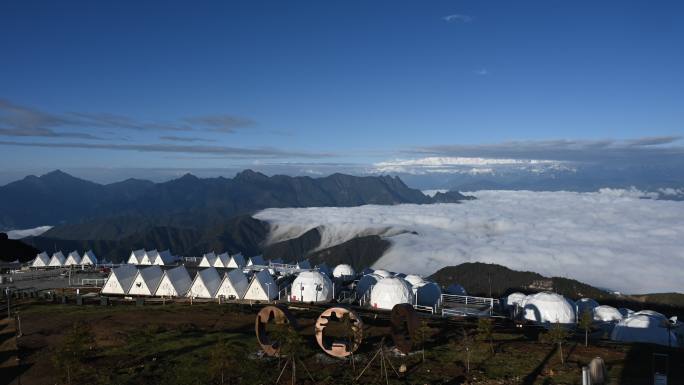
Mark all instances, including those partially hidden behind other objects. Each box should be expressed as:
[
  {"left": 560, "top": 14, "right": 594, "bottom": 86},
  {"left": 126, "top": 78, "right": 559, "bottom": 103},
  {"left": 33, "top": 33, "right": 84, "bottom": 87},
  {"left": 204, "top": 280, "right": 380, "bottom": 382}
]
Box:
[
  {"left": 31, "top": 250, "right": 99, "bottom": 268},
  {"left": 126, "top": 248, "right": 177, "bottom": 265},
  {"left": 48, "top": 251, "right": 66, "bottom": 267},
  {"left": 31, "top": 252, "right": 50, "bottom": 268},
  {"left": 64, "top": 251, "right": 81, "bottom": 266}
]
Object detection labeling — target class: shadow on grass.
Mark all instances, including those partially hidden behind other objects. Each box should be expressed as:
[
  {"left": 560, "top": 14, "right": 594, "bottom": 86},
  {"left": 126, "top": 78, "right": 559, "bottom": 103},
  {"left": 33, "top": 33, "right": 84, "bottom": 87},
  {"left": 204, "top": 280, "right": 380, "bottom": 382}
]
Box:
[{"left": 522, "top": 345, "right": 557, "bottom": 385}]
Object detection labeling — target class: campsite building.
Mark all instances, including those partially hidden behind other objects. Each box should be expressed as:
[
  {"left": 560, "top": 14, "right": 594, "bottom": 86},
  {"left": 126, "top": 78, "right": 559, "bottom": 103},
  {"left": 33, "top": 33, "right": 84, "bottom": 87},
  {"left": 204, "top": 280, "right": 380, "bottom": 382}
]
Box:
[
  {"left": 48, "top": 251, "right": 66, "bottom": 267},
  {"left": 155, "top": 265, "right": 192, "bottom": 297},
  {"left": 244, "top": 269, "right": 277, "bottom": 301},
  {"left": 215, "top": 269, "right": 250, "bottom": 300},
  {"left": 31, "top": 252, "right": 50, "bottom": 268},
  {"left": 81, "top": 250, "right": 98, "bottom": 266},
  {"left": 64, "top": 251, "right": 82, "bottom": 266},
  {"left": 370, "top": 276, "right": 414, "bottom": 310},
  {"left": 101, "top": 264, "right": 138, "bottom": 295},
  {"left": 187, "top": 267, "right": 222, "bottom": 298},
  {"left": 128, "top": 265, "right": 164, "bottom": 296},
  {"left": 332, "top": 264, "right": 355, "bottom": 280},
  {"left": 290, "top": 271, "right": 334, "bottom": 303},
  {"left": 128, "top": 249, "right": 145, "bottom": 265}
]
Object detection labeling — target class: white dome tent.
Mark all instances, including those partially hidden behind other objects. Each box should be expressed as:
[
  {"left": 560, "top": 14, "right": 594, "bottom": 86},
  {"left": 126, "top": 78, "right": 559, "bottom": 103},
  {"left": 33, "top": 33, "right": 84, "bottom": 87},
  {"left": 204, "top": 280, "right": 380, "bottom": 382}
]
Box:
[
  {"left": 611, "top": 312, "right": 679, "bottom": 347},
  {"left": 593, "top": 305, "right": 623, "bottom": 323},
  {"left": 356, "top": 273, "right": 382, "bottom": 298},
  {"left": 404, "top": 274, "right": 424, "bottom": 287},
  {"left": 522, "top": 292, "right": 576, "bottom": 326},
  {"left": 446, "top": 283, "right": 468, "bottom": 296},
  {"left": 291, "top": 271, "right": 334, "bottom": 303},
  {"left": 506, "top": 292, "right": 527, "bottom": 308},
  {"left": 370, "top": 277, "right": 414, "bottom": 310},
  {"left": 332, "top": 264, "right": 356, "bottom": 280}
]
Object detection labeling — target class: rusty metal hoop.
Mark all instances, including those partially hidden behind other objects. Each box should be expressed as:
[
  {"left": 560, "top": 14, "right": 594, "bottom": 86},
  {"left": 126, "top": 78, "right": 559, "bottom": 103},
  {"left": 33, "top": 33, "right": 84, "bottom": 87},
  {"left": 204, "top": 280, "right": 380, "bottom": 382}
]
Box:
[
  {"left": 255, "top": 305, "right": 298, "bottom": 357},
  {"left": 315, "top": 307, "right": 364, "bottom": 358},
  {"left": 390, "top": 303, "right": 419, "bottom": 354}
]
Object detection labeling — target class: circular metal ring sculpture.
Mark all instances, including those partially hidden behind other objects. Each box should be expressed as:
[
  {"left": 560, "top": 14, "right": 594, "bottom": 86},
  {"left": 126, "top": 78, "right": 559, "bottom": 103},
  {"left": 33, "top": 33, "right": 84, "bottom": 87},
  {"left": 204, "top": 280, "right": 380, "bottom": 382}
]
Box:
[
  {"left": 390, "top": 303, "right": 419, "bottom": 354},
  {"left": 315, "top": 307, "right": 364, "bottom": 358},
  {"left": 255, "top": 305, "right": 298, "bottom": 357}
]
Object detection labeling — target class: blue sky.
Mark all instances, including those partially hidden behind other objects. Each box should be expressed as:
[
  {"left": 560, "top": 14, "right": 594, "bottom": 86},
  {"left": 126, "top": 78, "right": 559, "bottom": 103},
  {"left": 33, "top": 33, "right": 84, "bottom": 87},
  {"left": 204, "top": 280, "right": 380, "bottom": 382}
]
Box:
[{"left": 1, "top": 1, "right": 683, "bottom": 183}]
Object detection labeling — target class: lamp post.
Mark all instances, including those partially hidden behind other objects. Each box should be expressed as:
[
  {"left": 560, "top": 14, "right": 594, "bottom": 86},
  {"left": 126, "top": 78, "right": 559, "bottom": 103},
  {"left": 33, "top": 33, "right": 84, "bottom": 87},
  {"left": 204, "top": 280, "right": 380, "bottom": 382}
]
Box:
[{"left": 266, "top": 282, "right": 272, "bottom": 303}]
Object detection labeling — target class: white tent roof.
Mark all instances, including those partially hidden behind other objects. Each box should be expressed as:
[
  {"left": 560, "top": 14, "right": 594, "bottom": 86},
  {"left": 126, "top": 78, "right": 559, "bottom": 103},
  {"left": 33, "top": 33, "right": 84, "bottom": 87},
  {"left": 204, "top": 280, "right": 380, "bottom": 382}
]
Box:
[
  {"left": 227, "top": 253, "right": 246, "bottom": 268},
  {"left": 506, "top": 292, "right": 527, "bottom": 307},
  {"left": 611, "top": 313, "right": 679, "bottom": 347},
  {"left": 522, "top": 292, "right": 576, "bottom": 325},
  {"left": 141, "top": 249, "right": 159, "bottom": 265},
  {"left": 32, "top": 252, "right": 50, "bottom": 267},
  {"left": 155, "top": 265, "right": 192, "bottom": 297},
  {"left": 370, "top": 277, "right": 414, "bottom": 310},
  {"left": 216, "top": 269, "right": 250, "bottom": 300},
  {"left": 291, "top": 271, "right": 333, "bottom": 303},
  {"left": 413, "top": 281, "right": 442, "bottom": 307},
  {"left": 446, "top": 283, "right": 468, "bottom": 296},
  {"left": 356, "top": 273, "right": 381, "bottom": 297},
  {"left": 64, "top": 251, "right": 82, "bottom": 266},
  {"left": 199, "top": 252, "right": 217, "bottom": 267},
  {"left": 48, "top": 251, "right": 66, "bottom": 267},
  {"left": 333, "top": 264, "right": 355, "bottom": 279},
  {"left": 187, "top": 267, "right": 222, "bottom": 298},
  {"left": 129, "top": 265, "right": 164, "bottom": 296},
  {"left": 373, "top": 269, "right": 392, "bottom": 279},
  {"left": 81, "top": 250, "right": 98, "bottom": 265},
  {"left": 128, "top": 249, "right": 145, "bottom": 264},
  {"left": 101, "top": 264, "right": 138, "bottom": 295},
  {"left": 247, "top": 255, "right": 265, "bottom": 266},
  {"left": 593, "top": 305, "right": 623, "bottom": 322},
  {"left": 244, "top": 270, "right": 277, "bottom": 301},
  {"left": 153, "top": 250, "right": 176, "bottom": 265},
  {"left": 213, "top": 252, "right": 231, "bottom": 268},
  {"left": 576, "top": 298, "right": 600, "bottom": 316}
]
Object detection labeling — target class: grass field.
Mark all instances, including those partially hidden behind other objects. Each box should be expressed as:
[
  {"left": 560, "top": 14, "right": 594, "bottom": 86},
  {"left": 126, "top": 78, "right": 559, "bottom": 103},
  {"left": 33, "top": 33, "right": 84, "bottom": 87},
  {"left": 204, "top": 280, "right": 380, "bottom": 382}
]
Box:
[{"left": 2, "top": 301, "right": 682, "bottom": 385}]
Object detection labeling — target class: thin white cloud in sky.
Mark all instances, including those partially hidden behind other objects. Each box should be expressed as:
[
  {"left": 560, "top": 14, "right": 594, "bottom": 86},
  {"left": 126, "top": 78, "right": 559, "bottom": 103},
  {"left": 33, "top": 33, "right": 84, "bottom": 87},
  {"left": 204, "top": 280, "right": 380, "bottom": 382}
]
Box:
[
  {"left": 6, "top": 225, "right": 52, "bottom": 239},
  {"left": 255, "top": 189, "right": 684, "bottom": 294},
  {"left": 443, "top": 14, "right": 473, "bottom": 23}
]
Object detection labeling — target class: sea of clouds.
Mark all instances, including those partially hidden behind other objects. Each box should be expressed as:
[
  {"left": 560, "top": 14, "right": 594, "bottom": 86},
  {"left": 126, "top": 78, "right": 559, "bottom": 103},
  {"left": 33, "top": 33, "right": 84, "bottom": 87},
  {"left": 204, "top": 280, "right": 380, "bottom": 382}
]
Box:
[
  {"left": 6, "top": 225, "right": 52, "bottom": 239},
  {"left": 254, "top": 189, "right": 684, "bottom": 294}
]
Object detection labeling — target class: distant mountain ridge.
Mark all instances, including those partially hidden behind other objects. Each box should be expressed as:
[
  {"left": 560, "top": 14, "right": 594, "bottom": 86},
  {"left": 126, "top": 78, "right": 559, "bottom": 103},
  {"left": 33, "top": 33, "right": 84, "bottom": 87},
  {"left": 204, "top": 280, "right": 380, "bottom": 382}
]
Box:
[{"left": 0, "top": 169, "right": 472, "bottom": 231}]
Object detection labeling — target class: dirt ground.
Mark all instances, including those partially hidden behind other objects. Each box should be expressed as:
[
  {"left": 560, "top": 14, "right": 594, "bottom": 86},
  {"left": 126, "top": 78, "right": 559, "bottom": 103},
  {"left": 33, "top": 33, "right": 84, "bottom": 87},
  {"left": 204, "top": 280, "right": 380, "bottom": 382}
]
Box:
[{"left": 1, "top": 300, "right": 682, "bottom": 385}]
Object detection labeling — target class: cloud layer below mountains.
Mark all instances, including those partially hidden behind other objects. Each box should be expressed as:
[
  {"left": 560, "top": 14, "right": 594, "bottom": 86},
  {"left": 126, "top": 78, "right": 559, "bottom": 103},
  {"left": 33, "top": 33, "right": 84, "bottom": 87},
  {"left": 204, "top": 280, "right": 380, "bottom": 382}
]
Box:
[{"left": 255, "top": 190, "right": 684, "bottom": 294}]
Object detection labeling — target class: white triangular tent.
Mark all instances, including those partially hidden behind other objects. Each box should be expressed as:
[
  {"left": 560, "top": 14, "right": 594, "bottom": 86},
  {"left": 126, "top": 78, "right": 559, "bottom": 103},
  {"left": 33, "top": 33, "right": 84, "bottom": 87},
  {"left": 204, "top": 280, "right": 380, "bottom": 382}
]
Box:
[
  {"left": 155, "top": 266, "right": 192, "bottom": 297},
  {"left": 215, "top": 269, "right": 250, "bottom": 300},
  {"left": 152, "top": 250, "right": 176, "bottom": 265},
  {"left": 247, "top": 255, "right": 265, "bottom": 266},
  {"left": 244, "top": 270, "right": 277, "bottom": 301},
  {"left": 101, "top": 264, "right": 138, "bottom": 295},
  {"left": 199, "top": 252, "right": 217, "bottom": 267},
  {"left": 227, "top": 253, "right": 246, "bottom": 268},
  {"left": 64, "top": 251, "right": 82, "bottom": 266},
  {"left": 128, "top": 249, "right": 145, "bottom": 265},
  {"left": 81, "top": 250, "right": 98, "bottom": 266},
  {"left": 48, "top": 251, "right": 66, "bottom": 267},
  {"left": 186, "top": 267, "right": 222, "bottom": 298},
  {"left": 128, "top": 265, "right": 164, "bottom": 296},
  {"left": 31, "top": 252, "right": 50, "bottom": 268},
  {"left": 141, "top": 249, "right": 158, "bottom": 265},
  {"left": 213, "top": 252, "right": 230, "bottom": 268}
]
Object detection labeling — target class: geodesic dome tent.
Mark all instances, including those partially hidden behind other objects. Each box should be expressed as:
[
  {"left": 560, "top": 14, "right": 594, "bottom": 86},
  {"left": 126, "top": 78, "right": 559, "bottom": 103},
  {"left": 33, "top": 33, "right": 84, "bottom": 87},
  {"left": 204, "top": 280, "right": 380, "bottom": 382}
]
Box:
[
  {"left": 522, "top": 292, "right": 576, "bottom": 325},
  {"left": 291, "top": 271, "right": 334, "bottom": 303},
  {"left": 356, "top": 273, "right": 382, "bottom": 297},
  {"left": 373, "top": 269, "right": 392, "bottom": 279},
  {"left": 576, "top": 298, "right": 600, "bottom": 318},
  {"left": 412, "top": 281, "right": 442, "bottom": 307},
  {"left": 593, "top": 305, "right": 623, "bottom": 323},
  {"left": 370, "top": 277, "right": 414, "bottom": 310},
  {"left": 404, "top": 274, "right": 424, "bottom": 287},
  {"left": 611, "top": 312, "right": 679, "bottom": 347},
  {"left": 506, "top": 292, "right": 527, "bottom": 308},
  {"left": 332, "top": 264, "right": 356, "bottom": 280},
  {"left": 446, "top": 283, "right": 468, "bottom": 296}
]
